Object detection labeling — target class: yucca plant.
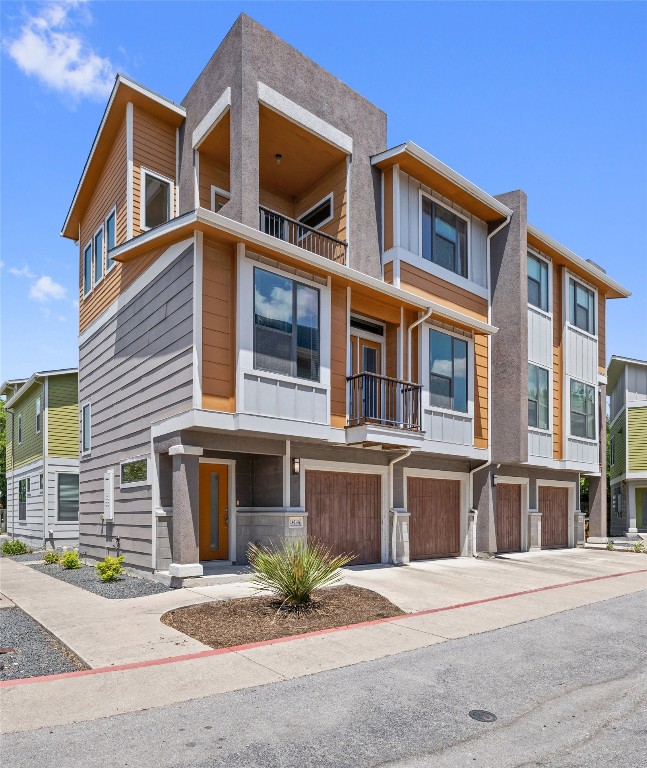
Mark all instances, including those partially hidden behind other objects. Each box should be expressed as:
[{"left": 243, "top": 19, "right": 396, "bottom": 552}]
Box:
[
  {"left": 630, "top": 541, "right": 645, "bottom": 554},
  {"left": 247, "top": 539, "right": 353, "bottom": 608}
]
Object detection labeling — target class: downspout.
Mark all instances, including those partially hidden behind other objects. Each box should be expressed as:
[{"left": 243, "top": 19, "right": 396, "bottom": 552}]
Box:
[
  {"left": 6, "top": 405, "right": 15, "bottom": 540},
  {"left": 407, "top": 307, "right": 433, "bottom": 382},
  {"left": 388, "top": 448, "right": 412, "bottom": 564}
]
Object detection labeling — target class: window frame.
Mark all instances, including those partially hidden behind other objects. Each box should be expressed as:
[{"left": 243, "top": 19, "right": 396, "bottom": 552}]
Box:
[
  {"left": 419, "top": 191, "right": 471, "bottom": 280},
  {"left": 83, "top": 240, "right": 93, "bottom": 297},
  {"left": 527, "top": 250, "right": 551, "bottom": 314},
  {"left": 36, "top": 396, "right": 41, "bottom": 434},
  {"left": 93, "top": 223, "right": 104, "bottom": 286},
  {"left": 427, "top": 325, "right": 471, "bottom": 416},
  {"left": 140, "top": 167, "right": 174, "bottom": 231},
  {"left": 610, "top": 434, "right": 615, "bottom": 467},
  {"left": 17, "top": 413, "right": 22, "bottom": 445},
  {"left": 119, "top": 456, "right": 150, "bottom": 489},
  {"left": 568, "top": 276, "right": 597, "bottom": 337},
  {"left": 297, "top": 194, "right": 334, "bottom": 240},
  {"left": 56, "top": 471, "right": 80, "bottom": 523},
  {"left": 528, "top": 363, "right": 550, "bottom": 432},
  {"left": 569, "top": 378, "right": 597, "bottom": 441},
  {"left": 210, "top": 186, "right": 231, "bottom": 214},
  {"left": 81, "top": 403, "right": 91, "bottom": 455},
  {"left": 105, "top": 205, "right": 117, "bottom": 272},
  {"left": 18, "top": 478, "right": 27, "bottom": 521}
]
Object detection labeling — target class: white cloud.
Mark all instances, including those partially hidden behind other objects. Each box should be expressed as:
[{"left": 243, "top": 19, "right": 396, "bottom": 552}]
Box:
[
  {"left": 4, "top": 1, "right": 115, "bottom": 101},
  {"left": 30, "top": 275, "right": 67, "bottom": 302},
  {"left": 9, "top": 264, "right": 37, "bottom": 279}
]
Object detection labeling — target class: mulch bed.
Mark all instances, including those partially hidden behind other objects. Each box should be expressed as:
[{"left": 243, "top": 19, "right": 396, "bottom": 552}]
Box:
[{"left": 161, "top": 584, "right": 404, "bottom": 648}]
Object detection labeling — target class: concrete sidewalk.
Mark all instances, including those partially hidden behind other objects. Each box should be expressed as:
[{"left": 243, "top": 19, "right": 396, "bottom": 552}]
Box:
[{"left": 1, "top": 551, "right": 645, "bottom": 734}]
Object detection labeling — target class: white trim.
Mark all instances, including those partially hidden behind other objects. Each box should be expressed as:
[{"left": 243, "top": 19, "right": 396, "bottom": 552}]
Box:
[
  {"left": 299, "top": 459, "right": 389, "bottom": 564},
  {"left": 198, "top": 458, "right": 237, "bottom": 564},
  {"left": 126, "top": 102, "right": 133, "bottom": 240},
  {"left": 528, "top": 361, "right": 552, "bottom": 433},
  {"left": 493, "top": 475, "right": 530, "bottom": 552},
  {"left": 346, "top": 154, "right": 352, "bottom": 262},
  {"left": 565, "top": 268, "right": 598, "bottom": 339},
  {"left": 423, "top": 322, "right": 474, "bottom": 420},
  {"left": 402, "top": 467, "right": 470, "bottom": 557},
  {"left": 419, "top": 188, "right": 472, "bottom": 281},
  {"left": 92, "top": 223, "right": 105, "bottom": 286},
  {"left": 82, "top": 240, "right": 93, "bottom": 298},
  {"left": 55, "top": 468, "right": 80, "bottom": 524},
  {"left": 258, "top": 82, "right": 353, "bottom": 154},
  {"left": 527, "top": 248, "right": 552, "bottom": 315},
  {"left": 81, "top": 402, "right": 91, "bottom": 455},
  {"left": 105, "top": 205, "right": 118, "bottom": 271},
  {"left": 192, "top": 88, "right": 231, "bottom": 149},
  {"left": 193, "top": 230, "right": 203, "bottom": 408},
  {"left": 17, "top": 413, "right": 22, "bottom": 445},
  {"left": 297, "top": 193, "right": 334, "bottom": 234},
  {"left": 175, "top": 128, "right": 180, "bottom": 218},
  {"left": 78, "top": 237, "right": 194, "bottom": 346},
  {"left": 42, "top": 380, "right": 48, "bottom": 544},
  {"left": 119, "top": 455, "right": 150, "bottom": 489},
  {"left": 35, "top": 396, "right": 41, "bottom": 434},
  {"left": 536, "top": 478, "right": 578, "bottom": 548},
  {"left": 193, "top": 149, "right": 200, "bottom": 209},
  {"left": 210, "top": 185, "right": 230, "bottom": 213},
  {"left": 169, "top": 444, "right": 203, "bottom": 456},
  {"left": 393, "top": 164, "right": 401, "bottom": 247},
  {"left": 350, "top": 313, "right": 386, "bottom": 346},
  {"left": 140, "top": 167, "right": 175, "bottom": 232}
]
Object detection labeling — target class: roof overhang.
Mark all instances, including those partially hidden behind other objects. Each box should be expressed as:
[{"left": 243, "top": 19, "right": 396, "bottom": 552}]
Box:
[
  {"left": 61, "top": 75, "right": 185, "bottom": 240},
  {"left": 607, "top": 355, "right": 647, "bottom": 391},
  {"left": 371, "top": 142, "right": 513, "bottom": 223},
  {"left": 527, "top": 225, "right": 630, "bottom": 299},
  {"left": 3, "top": 369, "right": 77, "bottom": 409},
  {"left": 110, "top": 208, "right": 498, "bottom": 336}
]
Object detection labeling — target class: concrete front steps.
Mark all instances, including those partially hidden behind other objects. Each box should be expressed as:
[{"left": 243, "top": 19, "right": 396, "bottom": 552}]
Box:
[
  {"left": 154, "top": 563, "right": 253, "bottom": 588},
  {"left": 585, "top": 534, "right": 647, "bottom": 551}
]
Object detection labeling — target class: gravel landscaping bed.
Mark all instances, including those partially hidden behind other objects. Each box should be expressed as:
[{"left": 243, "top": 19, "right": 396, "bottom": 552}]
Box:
[
  {"left": 0, "top": 551, "right": 48, "bottom": 562},
  {"left": 161, "top": 584, "right": 404, "bottom": 648},
  {"left": 30, "top": 563, "right": 170, "bottom": 599},
  {"left": 0, "top": 607, "right": 86, "bottom": 681}
]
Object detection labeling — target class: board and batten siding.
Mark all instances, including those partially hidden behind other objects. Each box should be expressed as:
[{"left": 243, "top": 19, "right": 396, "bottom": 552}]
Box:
[
  {"left": 628, "top": 407, "right": 647, "bottom": 473},
  {"left": 609, "top": 368, "right": 626, "bottom": 423},
  {"left": 396, "top": 170, "right": 488, "bottom": 290},
  {"left": 78, "top": 246, "right": 194, "bottom": 568},
  {"left": 627, "top": 364, "right": 647, "bottom": 401},
  {"left": 47, "top": 374, "right": 79, "bottom": 458}
]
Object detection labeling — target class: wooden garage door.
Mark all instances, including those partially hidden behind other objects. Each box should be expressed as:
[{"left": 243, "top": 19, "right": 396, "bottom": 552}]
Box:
[
  {"left": 408, "top": 477, "right": 461, "bottom": 559},
  {"left": 496, "top": 483, "right": 522, "bottom": 553},
  {"left": 305, "top": 471, "right": 381, "bottom": 565},
  {"left": 540, "top": 486, "right": 569, "bottom": 548}
]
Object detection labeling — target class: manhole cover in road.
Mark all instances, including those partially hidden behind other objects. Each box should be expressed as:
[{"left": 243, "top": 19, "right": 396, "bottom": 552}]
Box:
[{"left": 468, "top": 710, "right": 497, "bottom": 722}]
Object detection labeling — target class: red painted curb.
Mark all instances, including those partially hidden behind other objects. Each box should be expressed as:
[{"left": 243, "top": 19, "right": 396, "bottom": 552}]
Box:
[{"left": 2, "top": 567, "right": 646, "bottom": 689}]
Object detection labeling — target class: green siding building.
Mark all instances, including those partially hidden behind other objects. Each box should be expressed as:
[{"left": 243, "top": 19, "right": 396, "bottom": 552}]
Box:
[
  {"left": 608, "top": 356, "right": 647, "bottom": 536},
  {"left": 2, "top": 369, "right": 79, "bottom": 548}
]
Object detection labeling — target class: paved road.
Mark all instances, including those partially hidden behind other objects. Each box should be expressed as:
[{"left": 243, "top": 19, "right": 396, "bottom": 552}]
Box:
[{"left": 4, "top": 590, "right": 646, "bottom": 767}]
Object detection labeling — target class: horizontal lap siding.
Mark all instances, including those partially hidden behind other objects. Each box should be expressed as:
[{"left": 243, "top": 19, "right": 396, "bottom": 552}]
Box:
[
  {"left": 259, "top": 188, "right": 295, "bottom": 219},
  {"left": 628, "top": 408, "right": 647, "bottom": 472},
  {"left": 199, "top": 153, "right": 230, "bottom": 209},
  {"left": 399, "top": 262, "right": 488, "bottom": 322},
  {"left": 132, "top": 106, "right": 177, "bottom": 237},
  {"left": 78, "top": 249, "right": 194, "bottom": 568},
  {"left": 330, "top": 282, "right": 348, "bottom": 429},
  {"left": 47, "top": 374, "right": 78, "bottom": 458},
  {"left": 202, "top": 238, "right": 235, "bottom": 412},
  {"left": 474, "top": 334, "right": 488, "bottom": 449},
  {"left": 8, "top": 388, "right": 43, "bottom": 469},
  {"left": 295, "top": 160, "right": 348, "bottom": 243}
]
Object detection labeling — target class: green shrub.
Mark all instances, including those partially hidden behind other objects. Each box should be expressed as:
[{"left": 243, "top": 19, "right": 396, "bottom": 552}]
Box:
[
  {"left": 96, "top": 555, "right": 125, "bottom": 582},
  {"left": 248, "top": 539, "right": 353, "bottom": 608},
  {"left": 1, "top": 540, "right": 31, "bottom": 556},
  {"left": 606, "top": 540, "right": 615, "bottom": 551},
  {"left": 630, "top": 541, "right": 645, "bottom": 554},
  {"left": 43, "top": 551, "right": 60, "bottom": 565},
  {"left": 60, "top": 551, "right": 82, "bottom": 569}
]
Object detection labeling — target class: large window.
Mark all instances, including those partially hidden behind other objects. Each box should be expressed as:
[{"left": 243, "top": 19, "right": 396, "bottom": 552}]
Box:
[
  {"left": 253, "top": 267, "right": 320, "bottom": 381},
  {"left": 569, "top": 279, "right": 595, "bottom": 335},
  {"left": 83, "top": 242, "right": 92, "bottom": 296},
  {"left": 105, "top": 209, "right": 116, "bottom": 271},
  {"left": 570, "top": 379, "right": 595, "bottom": 439},
  {"left": 429, "top": 329, "right": 468, "bottom": 413},
  {"left": 142, "top": 170, "right": 172, "bottom": 229},
  {"left": 93, "top": 226, "right": 104, "bottom": 284},
  {"left": 57, "top": 473, "right": 79, "bottom": 522},
  {"left": 18, "top": 478, "right": 27, "bottom": 521},
  {"left": 528, "top": 253, "right": 549, "bottom": 311},
  {"left": 421, "top": 197, "right": 468, "bottom": 278},
  {"left": 82, "top": 403, "right": 91, "bottom": 453},
  {"left": 528, "top": 364, "right": 549, "bottom": 430}
]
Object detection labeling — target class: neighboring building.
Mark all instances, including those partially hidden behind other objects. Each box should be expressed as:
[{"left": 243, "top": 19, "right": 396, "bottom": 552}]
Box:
[
  {"left": 608, "top": 356, "right": 647, "bottom": 536},
  {"left": 61, "top": 15, "right": 628, "bottom": 581},
  {"left": 1, "top": 370, "right": 79, "bottom": 549}
]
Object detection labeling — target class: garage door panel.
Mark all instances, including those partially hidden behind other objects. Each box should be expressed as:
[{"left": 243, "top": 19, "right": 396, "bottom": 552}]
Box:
[
  {"left": 408, "top": 477, "right": 461, "bottom": 559},
  {"left": 540, "top": 486, "right": 569, "bottom": 548},
  {"left": 305, "top": 470, "right": 381, "bottom": 565},
  {"left": 496, "top": 483, "right": 522, "bottom": 553}
]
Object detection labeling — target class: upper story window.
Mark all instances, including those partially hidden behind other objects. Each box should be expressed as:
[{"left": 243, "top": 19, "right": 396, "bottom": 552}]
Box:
[
  {"left": 93, "top": 226, "right": 104, "bottom": 285},
  {"left": 57, "top": 473, "right": 79, "bottom": 522},
  {"left": 82, "top": 403, "right": 91, "bottom": 454},
  {"left": 17, "top": 413, "right": 22, "bottom": 444},
  {"left": 253, "top": 267, "right": 320, "bottom": 382},
  {"left": 83, "top": 242, "right": 92, "bottom": 296},
  {"left": 421, "top": 196, "right": 468, "bottom": 279},
  {"left": 105, "top": 208, "right": 116, "bottom": 271},
  {"left": 570, "top": 379, "right": 595, "bottom": 439},
  {"left": 36, "top": 397, "right": 41, "bottom": 434},
  {"left": 610, "top": 434, "right": 615, "bottom": 467},
  {"left": 429, "top": 329, "right": 468, "bottom": 413},
  {"left": 528, "top": 253, "right": 549, "bottom": 311},
  {"left": 298, "top": 195, "right": 333, "bottom": 235},
  {"left": 142, "top": 169, "right": 173, "bottom": 230},
  {"left": 569, "top": 278, "right": 595, "bottom": 335},
  {"left": 211, "top": 186, "right": 230, "bottom": 214},
  {"left": 528, "top": 363, "right": 549, "bottom": 430}
]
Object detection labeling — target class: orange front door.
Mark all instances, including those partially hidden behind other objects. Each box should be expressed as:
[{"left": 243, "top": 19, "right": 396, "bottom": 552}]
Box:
[{"left": 199, "top": 463, "right": 229, "bottom": 560}]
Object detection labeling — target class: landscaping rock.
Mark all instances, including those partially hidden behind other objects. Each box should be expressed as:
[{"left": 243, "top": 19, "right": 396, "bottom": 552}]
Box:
[{"left": 30, "top": 563, "right": 170, "bottom": 599}]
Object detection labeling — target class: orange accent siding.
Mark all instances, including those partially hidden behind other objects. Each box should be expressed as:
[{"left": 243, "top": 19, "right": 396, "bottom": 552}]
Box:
[
  {"left": 383, "top": 166, "right": 394, "bottom": 251},
  {"left": 474, "top": 334, "right": 488, "bottom": 448},
  {"left": 351, "top": 291, "right": 402, "bottom": 325},
  {"left": 294, "top": 160, "right": 348, "bottom": 244},
  {"left": 553, "top": 265, "right": 563, "bottom": 459},
  {"left": 259, "top": 188, "right": 295, "bottom": 218},
  {"left": 384, "top": 261, "right": 394, "bottom": 285},
  {"left": 330, "top": 282, "right": 348, "bottom": 429},
  {"left": 386, "top": 323, "right": 398, "bottom": 379},
  {"left": 202, "top": 238, "right": 236, "bottom": 412},
  {"left": 399, "top": 261, "right": 488, "bottom": 323},
  {"left": 199, "top": 153, "right": 230, "bottom": 210}
]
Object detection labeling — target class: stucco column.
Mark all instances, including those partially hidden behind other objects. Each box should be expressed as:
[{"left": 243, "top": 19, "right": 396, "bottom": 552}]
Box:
[
  {"left": 169, "top": 450, "right": 203, "bottom": 578},
  {"left": 626, "top": 482, "right": 638, "bottom": 533},
  {"left": 474, "top": 467, "right": 497, "bottom": 555}
]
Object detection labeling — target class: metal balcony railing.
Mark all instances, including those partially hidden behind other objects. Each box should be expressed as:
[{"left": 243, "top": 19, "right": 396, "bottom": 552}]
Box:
[
  {"left": 347, "top": 372, "right": 422, "bottom": 431},
  {"left": 259, "top": 206, "right": 347, "bottom": 265}
]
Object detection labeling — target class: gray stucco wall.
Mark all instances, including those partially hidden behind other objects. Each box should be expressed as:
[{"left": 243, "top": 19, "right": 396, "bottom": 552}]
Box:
[
  {"left": 179, "top": 13, "right": 387, "bottom": 278},
  {"left": 78, "top": 246, "right": 194, "bottom": 569}
]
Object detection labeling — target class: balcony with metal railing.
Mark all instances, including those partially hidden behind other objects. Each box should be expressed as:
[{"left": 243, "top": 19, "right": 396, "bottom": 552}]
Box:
[
  {"left": 259, "top": 206, "right": 347, "bottom": 265},
  {"left": 347, "top": 372, "right": 422, "bottom": 432}
]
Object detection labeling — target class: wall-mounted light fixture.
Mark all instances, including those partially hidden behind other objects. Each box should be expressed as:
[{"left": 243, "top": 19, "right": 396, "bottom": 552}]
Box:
[
  {"left": 292, "top": 457, "right": 300, "bottom": 475},
  {"left": 275, "top": 153, "right": 282, "bottom": 166},
  {"left": 492, "top": 474, "right": 498, "bottom": 487}
]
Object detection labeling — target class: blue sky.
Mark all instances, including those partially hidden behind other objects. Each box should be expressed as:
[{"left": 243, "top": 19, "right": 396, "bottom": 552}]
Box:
[{"left": 1, "top": 0, "right": 646, "bottom": 383}]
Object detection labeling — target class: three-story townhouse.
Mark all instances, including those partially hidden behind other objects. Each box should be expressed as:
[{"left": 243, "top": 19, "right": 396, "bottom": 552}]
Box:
[{"left": 61, "top": 15, "right": 628, "bottom": 582}]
